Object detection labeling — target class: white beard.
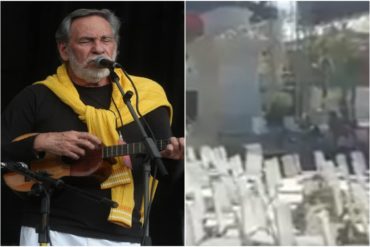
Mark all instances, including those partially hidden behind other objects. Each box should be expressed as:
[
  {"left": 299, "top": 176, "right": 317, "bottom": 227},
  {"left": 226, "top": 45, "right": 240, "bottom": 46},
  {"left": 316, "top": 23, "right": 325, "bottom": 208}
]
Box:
[{"left": 68, "top": 50, "right": 117, "bottom": 83}]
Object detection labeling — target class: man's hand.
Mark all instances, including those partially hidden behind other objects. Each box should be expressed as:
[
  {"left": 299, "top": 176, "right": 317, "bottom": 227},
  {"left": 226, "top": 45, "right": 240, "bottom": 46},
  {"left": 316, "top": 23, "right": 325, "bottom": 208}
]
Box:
[
  {"left": 160, "top": 137, "right": 184, "bottom": 160},
  {"left": 33, "top": 131, "right": 102, "bottom": 160}
]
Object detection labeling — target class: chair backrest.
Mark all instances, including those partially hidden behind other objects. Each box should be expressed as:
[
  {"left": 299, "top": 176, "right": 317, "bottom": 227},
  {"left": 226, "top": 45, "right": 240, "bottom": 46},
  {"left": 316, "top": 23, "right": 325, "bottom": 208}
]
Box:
[
  {"left": 237, "top": 179, "right": 267, "bottom": 240},
  {"left": 186, "top": 160, "right": 209, "bottom": 195},
  {"left": 200, "top": 145, "right": 214, "bottom": 169},
  {"left": 336, "top": 153, "right": 349, "bottom": 178},
  {"left": 320, "top": 161, "right": 343, "bottom": 217},
  {"left": 211, "top": 178, "right": 234, "bottom": 234},
  {"left": 275, "top": 201, "right": 295, "bottom": 245},
  {"left": 229, "top": 154, "right": 244, "bottom": 178},
  {"left": 185, "top": 200, "right": 206, "bottom": 245},
  {"left": 212, "top": 146, "right": 230, "bottom": 175},
  {"left": 313, "top": 150, "right": 326, "bottom": 171},
  {"left": 350, "top": 182, "right": 370, "bottom": 217},
  {"left": 244, "top": 143, "right": 263, "bottom": 175},
  {"left": 316, "top": 210, "right": 336, "bottom": 246},
  {"left": 186, "top": 146, "right": 198, "bottom": 162},
  {"left": 351, "top": 151, "right": 367, "bottom": 176},
  {"left": 351, "top": 151, "right": 368, "bottom": 188},
  {"left": 264, "top": 157, "right": 282, "bottom": 197},
  {"left": 281, "top": 154, "right": 299, "bottom": 177}
]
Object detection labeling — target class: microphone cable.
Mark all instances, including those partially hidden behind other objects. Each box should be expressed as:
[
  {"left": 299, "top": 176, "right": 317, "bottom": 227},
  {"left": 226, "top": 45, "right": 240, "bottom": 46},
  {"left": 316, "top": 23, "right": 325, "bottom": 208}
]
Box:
[{"left": 119, "top": 68, "right": 164, "bottom": 245}]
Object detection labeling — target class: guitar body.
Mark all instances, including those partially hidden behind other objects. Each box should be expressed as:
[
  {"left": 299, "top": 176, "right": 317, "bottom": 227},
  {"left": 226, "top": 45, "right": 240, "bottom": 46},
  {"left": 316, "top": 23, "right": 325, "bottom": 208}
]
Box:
[
  {"left": 3, "top": 149, "right": 113, "bottom": 192},
  {"left": 4, "top": 133, "right": 168, "bottom": 192}
]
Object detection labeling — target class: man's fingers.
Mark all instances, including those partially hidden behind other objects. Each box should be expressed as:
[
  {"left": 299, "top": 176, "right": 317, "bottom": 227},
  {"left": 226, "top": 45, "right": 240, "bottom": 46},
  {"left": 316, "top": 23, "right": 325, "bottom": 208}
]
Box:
[
  {"left": 78, "top": 132, "right": 102, "bottom": 146},
  {"left": 64, "top": 150, "right": 80, "bottom": 160},
  {"left": 67, "top": 143, "right": 86, "bottom": 157},
  {"left": 161, "top": 137, "right": 184, "bottom": 160},
  {"left": 179, "top": 137, "right": 185, "bottom": 158},
  {"left": 166, "top": 144, "right": 174, "bottom": 152},
  {"left": 168, "top": 137, "right": 179, "bottom": 151},
  {"left": 34, "top": 131, "right": 103, "bottom": 159},
  {"left": 76, "top": 138, "right": 97, "bottom": 150},
  {"left": 160, "top": 148, "right": 171, "bottom": 158},
  {"left": 179, "top": 137, "right": 185, "bottom": 147}
]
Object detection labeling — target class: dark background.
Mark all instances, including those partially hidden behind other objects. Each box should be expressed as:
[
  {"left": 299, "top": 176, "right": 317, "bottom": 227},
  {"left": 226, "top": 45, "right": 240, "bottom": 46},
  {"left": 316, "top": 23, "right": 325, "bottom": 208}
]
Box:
[{"left": 1, "top": 1, "right": 184, "bottom": 245}]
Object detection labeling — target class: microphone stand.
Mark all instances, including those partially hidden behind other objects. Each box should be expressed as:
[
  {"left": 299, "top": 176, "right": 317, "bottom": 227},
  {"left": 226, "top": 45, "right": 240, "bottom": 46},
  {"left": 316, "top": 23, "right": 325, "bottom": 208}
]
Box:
[
  {"left": 1, "top": 162, "right": 117, "bottom": 246},
  {"left": 109, "top": 68, "right": 168, "bottom": 246}
]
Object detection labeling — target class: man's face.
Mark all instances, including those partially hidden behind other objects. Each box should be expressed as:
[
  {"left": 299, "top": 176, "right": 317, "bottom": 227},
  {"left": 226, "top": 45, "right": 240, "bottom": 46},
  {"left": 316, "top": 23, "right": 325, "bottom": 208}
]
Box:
[{"left": 58, "top": 15, "right": 118, "bottom": 84}]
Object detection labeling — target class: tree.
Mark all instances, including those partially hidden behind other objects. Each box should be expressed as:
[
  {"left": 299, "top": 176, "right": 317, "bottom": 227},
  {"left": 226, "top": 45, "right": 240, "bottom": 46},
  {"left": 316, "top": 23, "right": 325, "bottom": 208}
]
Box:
[{"left": 310, "top": 24, "right": 365, "bottom": 122}]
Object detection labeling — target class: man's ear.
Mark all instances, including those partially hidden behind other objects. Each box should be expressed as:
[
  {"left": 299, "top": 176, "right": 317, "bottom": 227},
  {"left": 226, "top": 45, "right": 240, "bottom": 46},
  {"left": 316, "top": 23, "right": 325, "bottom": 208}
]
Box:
[{"left": 57, "top": 42, "right": 69, "bottom": 62}]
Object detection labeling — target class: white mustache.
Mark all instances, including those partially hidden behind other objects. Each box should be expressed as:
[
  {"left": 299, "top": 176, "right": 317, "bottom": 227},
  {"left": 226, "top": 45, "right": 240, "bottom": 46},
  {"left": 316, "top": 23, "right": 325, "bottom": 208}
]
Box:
[{"left": 87, "top": 56, "right": 110, "bottom": 66}]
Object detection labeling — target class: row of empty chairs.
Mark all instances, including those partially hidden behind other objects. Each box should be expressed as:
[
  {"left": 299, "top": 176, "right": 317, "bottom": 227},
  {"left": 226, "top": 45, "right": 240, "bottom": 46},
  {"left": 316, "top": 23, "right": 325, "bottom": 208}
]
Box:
[{"left": 185, "top": 143, "right": 369, "bottom": 246}]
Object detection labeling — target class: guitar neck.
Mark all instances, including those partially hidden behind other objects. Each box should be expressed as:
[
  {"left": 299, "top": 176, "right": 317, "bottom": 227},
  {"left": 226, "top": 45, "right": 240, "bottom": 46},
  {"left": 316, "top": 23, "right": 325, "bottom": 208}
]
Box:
[{"left": 102, "top": 139, "right": 170, "bottom": 158}]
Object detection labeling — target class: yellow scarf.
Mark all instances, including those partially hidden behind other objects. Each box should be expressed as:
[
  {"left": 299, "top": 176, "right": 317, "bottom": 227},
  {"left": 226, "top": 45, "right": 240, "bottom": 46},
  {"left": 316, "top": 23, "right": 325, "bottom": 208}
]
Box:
[{"left": 36, "top": 64, "right": 172, "bottom": 227}]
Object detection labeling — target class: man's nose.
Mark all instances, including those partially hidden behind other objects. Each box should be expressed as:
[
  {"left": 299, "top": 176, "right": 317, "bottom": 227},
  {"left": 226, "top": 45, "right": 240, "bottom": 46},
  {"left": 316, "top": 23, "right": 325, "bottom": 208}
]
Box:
[{"left": 92, "top": 41, "right": 105, "bottom": 54}]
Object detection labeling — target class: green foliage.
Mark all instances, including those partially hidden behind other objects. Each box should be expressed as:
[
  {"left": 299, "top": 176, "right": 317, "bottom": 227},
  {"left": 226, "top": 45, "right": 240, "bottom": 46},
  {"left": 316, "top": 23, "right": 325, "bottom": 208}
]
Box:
[{"left": 311, "top": 29, "right": 364, "bottom": 88}]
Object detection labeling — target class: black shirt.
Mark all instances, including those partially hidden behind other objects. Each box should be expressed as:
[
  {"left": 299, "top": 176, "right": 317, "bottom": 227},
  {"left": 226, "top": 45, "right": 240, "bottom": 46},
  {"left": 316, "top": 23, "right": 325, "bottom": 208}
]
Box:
[{"left": 1, "top": 83, "right": 172, "bottom": 242}]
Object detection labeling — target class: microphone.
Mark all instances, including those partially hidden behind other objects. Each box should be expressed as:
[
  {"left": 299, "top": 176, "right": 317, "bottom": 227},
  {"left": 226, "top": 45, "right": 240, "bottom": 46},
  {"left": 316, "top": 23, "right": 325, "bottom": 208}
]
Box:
[{"left": 94, "top": 56, "right": 122, "bottom": 69}]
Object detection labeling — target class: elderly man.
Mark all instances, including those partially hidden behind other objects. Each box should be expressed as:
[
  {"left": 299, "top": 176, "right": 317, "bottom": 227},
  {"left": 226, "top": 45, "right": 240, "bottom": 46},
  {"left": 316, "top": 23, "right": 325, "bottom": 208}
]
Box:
[{"left": 2, "top": 8, "right": 184, "bottom": 246}]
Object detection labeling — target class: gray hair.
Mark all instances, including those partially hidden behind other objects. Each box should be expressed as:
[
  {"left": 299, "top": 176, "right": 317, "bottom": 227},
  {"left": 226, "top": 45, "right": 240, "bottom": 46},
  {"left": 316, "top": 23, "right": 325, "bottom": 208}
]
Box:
[{"left": 55, "top": 8, "right": 121, "bottom": 45}]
